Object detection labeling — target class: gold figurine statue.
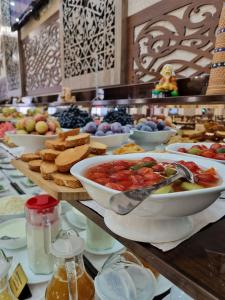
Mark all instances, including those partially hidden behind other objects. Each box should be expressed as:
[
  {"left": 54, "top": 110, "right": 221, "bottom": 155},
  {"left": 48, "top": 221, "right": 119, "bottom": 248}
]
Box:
[{"left": 153, "top": 64, "right": 179, "bottom": 97}]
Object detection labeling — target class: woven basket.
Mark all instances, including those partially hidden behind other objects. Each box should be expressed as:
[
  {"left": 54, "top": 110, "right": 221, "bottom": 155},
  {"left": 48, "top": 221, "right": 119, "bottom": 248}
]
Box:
[{"left": 207, "top": 3, "right": 225, "bottom": 95}]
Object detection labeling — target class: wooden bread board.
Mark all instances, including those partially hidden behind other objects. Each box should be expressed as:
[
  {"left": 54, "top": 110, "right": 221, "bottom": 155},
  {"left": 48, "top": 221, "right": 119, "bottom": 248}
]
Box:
[{"left": 11, "top": 160, "right": 90, "bottom": 201}]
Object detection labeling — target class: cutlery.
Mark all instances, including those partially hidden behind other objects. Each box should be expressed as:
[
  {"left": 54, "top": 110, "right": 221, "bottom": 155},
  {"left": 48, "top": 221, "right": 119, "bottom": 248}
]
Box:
[
  {"left": 110, "top": 163, "right": 194, "bottom": 215},
  {"left": 1, "top": 170, "right": 25, "bottom": 195}
]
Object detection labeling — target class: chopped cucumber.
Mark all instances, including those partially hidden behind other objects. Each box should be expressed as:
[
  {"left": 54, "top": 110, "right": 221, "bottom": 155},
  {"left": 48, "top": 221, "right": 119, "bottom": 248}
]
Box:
[
  {"left": 181, "top": 182, "right": 203, "bottom": 191},
  {"left": 154, "top": 184, "right": 174, "bottom": 194},
  {"left": 130, "top": 162, "right": 155, "bottom": 171},
  {"left": 187, "top": 148, "right": 202, "bottom": 155},
  {"left": 216, "top": 148, "right": 225, "bottom": 153}
]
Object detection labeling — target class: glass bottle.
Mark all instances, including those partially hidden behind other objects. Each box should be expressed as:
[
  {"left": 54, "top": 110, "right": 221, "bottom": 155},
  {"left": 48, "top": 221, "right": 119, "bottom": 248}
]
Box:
[
  {"left": 45, "top": 229, "right": 95, "bottom": 300},
  {"left": 0, "top": 250, "right": 14, "bottom": 300}
]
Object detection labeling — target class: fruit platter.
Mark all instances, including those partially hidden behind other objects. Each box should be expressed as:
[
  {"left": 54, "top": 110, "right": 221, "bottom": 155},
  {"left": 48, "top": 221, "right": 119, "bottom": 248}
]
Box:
[
  {"left": 71, "top": 153, "right": 225, "bottom": 243},
  {"left": 6, "top": 115, "right": 60, "bottom": 153},
  {"left": 166, "top": 143, "right": 225, "bottom": 163},
  {"left": 0, "top": 122, "right": 15, "bottom": 139},
  {"left": 83, "top": 121, "right": 132, "bottom": 148},
  {"left": 131, "top": 119, "right": 176, "bottom": 146}
]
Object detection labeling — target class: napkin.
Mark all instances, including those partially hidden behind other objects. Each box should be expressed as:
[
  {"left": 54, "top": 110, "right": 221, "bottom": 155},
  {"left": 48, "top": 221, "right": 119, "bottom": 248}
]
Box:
[{"left": 81, "top": 196, "right": 225, "bottom": 252}]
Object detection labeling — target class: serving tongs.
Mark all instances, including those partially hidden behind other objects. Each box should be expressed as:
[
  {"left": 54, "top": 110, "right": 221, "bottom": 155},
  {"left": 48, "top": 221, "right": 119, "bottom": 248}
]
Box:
[{"left": 110, "top": 163, "right": 194, "bottom": 215}]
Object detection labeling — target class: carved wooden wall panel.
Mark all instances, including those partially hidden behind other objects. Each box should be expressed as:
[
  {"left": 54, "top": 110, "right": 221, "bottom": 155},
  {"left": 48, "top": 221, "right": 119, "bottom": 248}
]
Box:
[
  {"left": 4, "top": 34, "right": 21, "bottom": 96},
  {"left": 21, "top": 12, "right": 61, "bottom": 96},
  {"left": 0, "top": 0, "right": 21, "bottom": 99},
  {"left": 61, "top": 0, "right": 127, "bottom": 90},
  {"left": 127, "top": 0, "right": 223, "bottom": 83}
]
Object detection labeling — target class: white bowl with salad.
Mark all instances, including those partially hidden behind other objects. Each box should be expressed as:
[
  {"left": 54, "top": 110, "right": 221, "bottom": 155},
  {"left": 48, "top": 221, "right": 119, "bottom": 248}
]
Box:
[{"left": 71, "top": 153, "right": 225, "bottom": 243}]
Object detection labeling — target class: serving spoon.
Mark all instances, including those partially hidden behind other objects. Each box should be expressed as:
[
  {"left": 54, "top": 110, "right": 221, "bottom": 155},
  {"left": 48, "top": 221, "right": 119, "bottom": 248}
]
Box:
[{"left": 110, "top": 163, "right": 195, "bottom": 215}]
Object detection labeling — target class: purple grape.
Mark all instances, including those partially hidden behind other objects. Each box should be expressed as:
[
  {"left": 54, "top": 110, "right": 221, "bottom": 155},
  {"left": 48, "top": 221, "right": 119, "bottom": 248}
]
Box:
[
  {"left": 157, "top": 121, "right": 165, "bottom": 131},
  {"left": 95, "top": 130, "right": 105, "bottom": 136},
  {"left": 136, "top": 123, "right": 143, "bottom": 130},
  {"left": 84, "top": 122, "right": 97, "bottom": 134},
  {"left": 111, "top": 122, "right": 122, "bottom": 133},
  {"left": 105, "top": 131, "right": 113, "bottom": 135},
  {"left": 98, "top": 122, "right": 111, "bottom": 133},
  {"left": 125, "top": 124, "right": 133, "bottom": 129}
]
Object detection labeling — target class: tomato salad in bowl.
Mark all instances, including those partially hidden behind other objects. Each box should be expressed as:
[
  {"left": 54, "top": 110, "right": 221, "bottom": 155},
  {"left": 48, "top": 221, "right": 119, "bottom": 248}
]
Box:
[
  {"left": 71, "top": 153, "right": 225, "bottom": 218},
  {"left": 166, "top": 143, "right": 225, "bottom": 163},
  {"left": 85, "top": 157, "right": 219, "bottom": 192}
]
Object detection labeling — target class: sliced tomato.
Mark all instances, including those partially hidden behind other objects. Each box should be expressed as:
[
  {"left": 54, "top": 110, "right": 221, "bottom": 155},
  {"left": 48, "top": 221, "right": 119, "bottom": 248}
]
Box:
[
  {"left": 105, "top": 182, "right": 125, "bottom": 191},
  {"left": 204, "top": 168, "right": 217, "bottom": 175},
  {"left": 137, "top": 167, "right": 153, "bottom": 175},
  {"left": 215, "top": 153, "right": 225, "bottom": 160},
  {"left": 210, "top": 144, "right": 222, "bottom": 151},
  {"left": 144, "top": 172, "right": 162, "bottom": 183},
  {"left": 201, "top": 150, "right": 215, "bottom": 158},
  {"left": 110, "top": 171, "right": 129, "bottom": 181},
  {"left": 130, "top": 175, "right": 143, "bottom": 185},
  {"left": 178, "top": 148, "right": 187, "bottom": 153},
  {"left": 95, "top": 178, "right": 110, "bottom": 185},
  {"left": 177, "top": 161, "right": 200, "bottom": 173},
  {"left": 152, "top": 164, "right": 164, "bottom": 172},
  {"left": 195, "top": 173, "right": 218, "bottom": 187},
  {"left": 141, "top": 157, "right": 156, "bottom": 163}
]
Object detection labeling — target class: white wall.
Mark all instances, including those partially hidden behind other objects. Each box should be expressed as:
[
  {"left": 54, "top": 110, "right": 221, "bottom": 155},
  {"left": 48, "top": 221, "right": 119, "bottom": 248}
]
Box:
[{"left": 128, "top": 0, "right": 160, "bottom": 16}]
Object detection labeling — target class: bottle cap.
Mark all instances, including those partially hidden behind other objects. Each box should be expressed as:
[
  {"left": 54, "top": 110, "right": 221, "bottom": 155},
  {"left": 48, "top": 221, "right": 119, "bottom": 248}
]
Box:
[{"left": 25, "top": 195, "right": 59, "bottom": 211}]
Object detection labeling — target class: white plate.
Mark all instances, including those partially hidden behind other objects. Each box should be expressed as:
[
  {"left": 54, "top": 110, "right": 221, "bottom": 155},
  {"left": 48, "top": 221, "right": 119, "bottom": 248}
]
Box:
[
  {"left": 0, "top": 164, "right": 15, "bottom": 170},
  {"left": 155, "top": 275, "right": 173, "bottom": 296},
  {"left": 0, "top": 158, "right": 11, "bottom": 164},
  {"left": 166, "top": 142, "right": 225, "bottom": 164},
  {"left": 9, "top": 170, "right": 25, "bottom": 178},
  {"left": 79, "top": 231, "right": 125, "bottom": 255},
  {"left": 0, "top": 184, "right": 9, "bottom": 193},
  {"left": 6, "top": 247, "right": 52, "bottom": 284},
  {"left": 20, "top": 178, "right": 36, "bottom": 188},
  {"left": 0, "top": 218, "right": 26, "bottom": 250},
  {"left": 65, "top": 210, "right": 86, "bottom": 230}
]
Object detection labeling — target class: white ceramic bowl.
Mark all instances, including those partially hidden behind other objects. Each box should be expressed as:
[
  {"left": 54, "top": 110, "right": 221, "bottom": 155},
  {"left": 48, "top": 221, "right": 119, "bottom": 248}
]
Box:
[
  {"left": 6, "top": 132, "right": 57, "bottom": 153},
  {"left": 90, "top": 133, "right": 130, "bottom": 148},
  {"left": 166, "top": 142, "right": 225, "bottom": 164},
  {"left": 130, "top": 129, "right": 176, "bottom": 146},
  {"left": 71, "top": 153, "right": 225, "bottom": 243},
  {"left": 0, "top": 218, "right": 26, "bottom": 250}
]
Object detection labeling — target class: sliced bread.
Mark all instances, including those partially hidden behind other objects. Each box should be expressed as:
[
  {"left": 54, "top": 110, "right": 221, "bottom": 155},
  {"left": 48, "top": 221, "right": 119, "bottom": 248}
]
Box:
[
  {"left": 89, "top": 141, "right": 107, "bottom": 155},
  {"left": 21, "top": 153, "right": 41, "bottom": 162},
  {"left": 40, "top": 149, "right": 61, "bottom": 162},
  {"left": 28, "top": 159, "right": 42, "bottom": 172},
  {"left": 55, "top": 144, "right": 90, "bottom": 173},
  {"left": 40, "top": 161, "right": 57, "bottom": 180},
  {"left": 59, "top": 128, "right": 80, "bottom": 140},
  {"left": 53, "top": 173, "right": 82, "bottom": 189},
  {"left": 65, "top": 133, "right": 90, "bottom": 148}
]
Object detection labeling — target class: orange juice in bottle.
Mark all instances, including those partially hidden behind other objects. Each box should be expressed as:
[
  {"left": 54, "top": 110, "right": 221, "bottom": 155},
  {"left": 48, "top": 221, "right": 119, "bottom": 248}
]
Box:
[{"left": 45, "top": 230, "right": 95, "bottom": 300}]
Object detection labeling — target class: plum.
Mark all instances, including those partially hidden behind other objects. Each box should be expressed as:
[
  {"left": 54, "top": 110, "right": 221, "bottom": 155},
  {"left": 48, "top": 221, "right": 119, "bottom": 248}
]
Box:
[
  {"left": 146, "top": 121, "right": 157, "bottom": 130},
  {"left": 136, "top": 123, "right": 143, "bottom": 130},
  {"left": 111, "top": 122, "right": 122, "bottom": 133},
  {"left": 163, "top": 126, "right": 171, "bottom": 131},
  {"left": 98, "top": 122, "right": 111, "bottom": 133},
  {"left": 122, "top": 126, "right": 131, "bottom": 133},
  {"left": 95, "top": 130, "right": 105, "bottom": 136},
  {"left": 157, "top": 121, "right": 165, "bottom": 131},
  {"left": 85, "top": 122, "right": 97, "bottom": 134},
  {"left": 105, "top": 131, "right": 113, "bottom": 135},
  {"left": 141, "top": 125, "right": 153, "bottom": 132}
]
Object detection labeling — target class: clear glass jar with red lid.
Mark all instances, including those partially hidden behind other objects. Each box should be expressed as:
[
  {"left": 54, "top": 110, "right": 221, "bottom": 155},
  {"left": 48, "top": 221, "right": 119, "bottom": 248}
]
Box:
[{"left": 25, "top": 195, "right": 60, "bottom": 274}]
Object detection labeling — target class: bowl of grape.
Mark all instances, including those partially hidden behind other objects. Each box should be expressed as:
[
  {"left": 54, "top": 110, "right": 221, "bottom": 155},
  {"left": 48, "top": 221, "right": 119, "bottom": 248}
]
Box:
[
  {"left": 130, "top": 120, "right": 176, "bottom": 147},
  {"left": 83, "top": 122, "right": 132, "bottom": 148}
]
